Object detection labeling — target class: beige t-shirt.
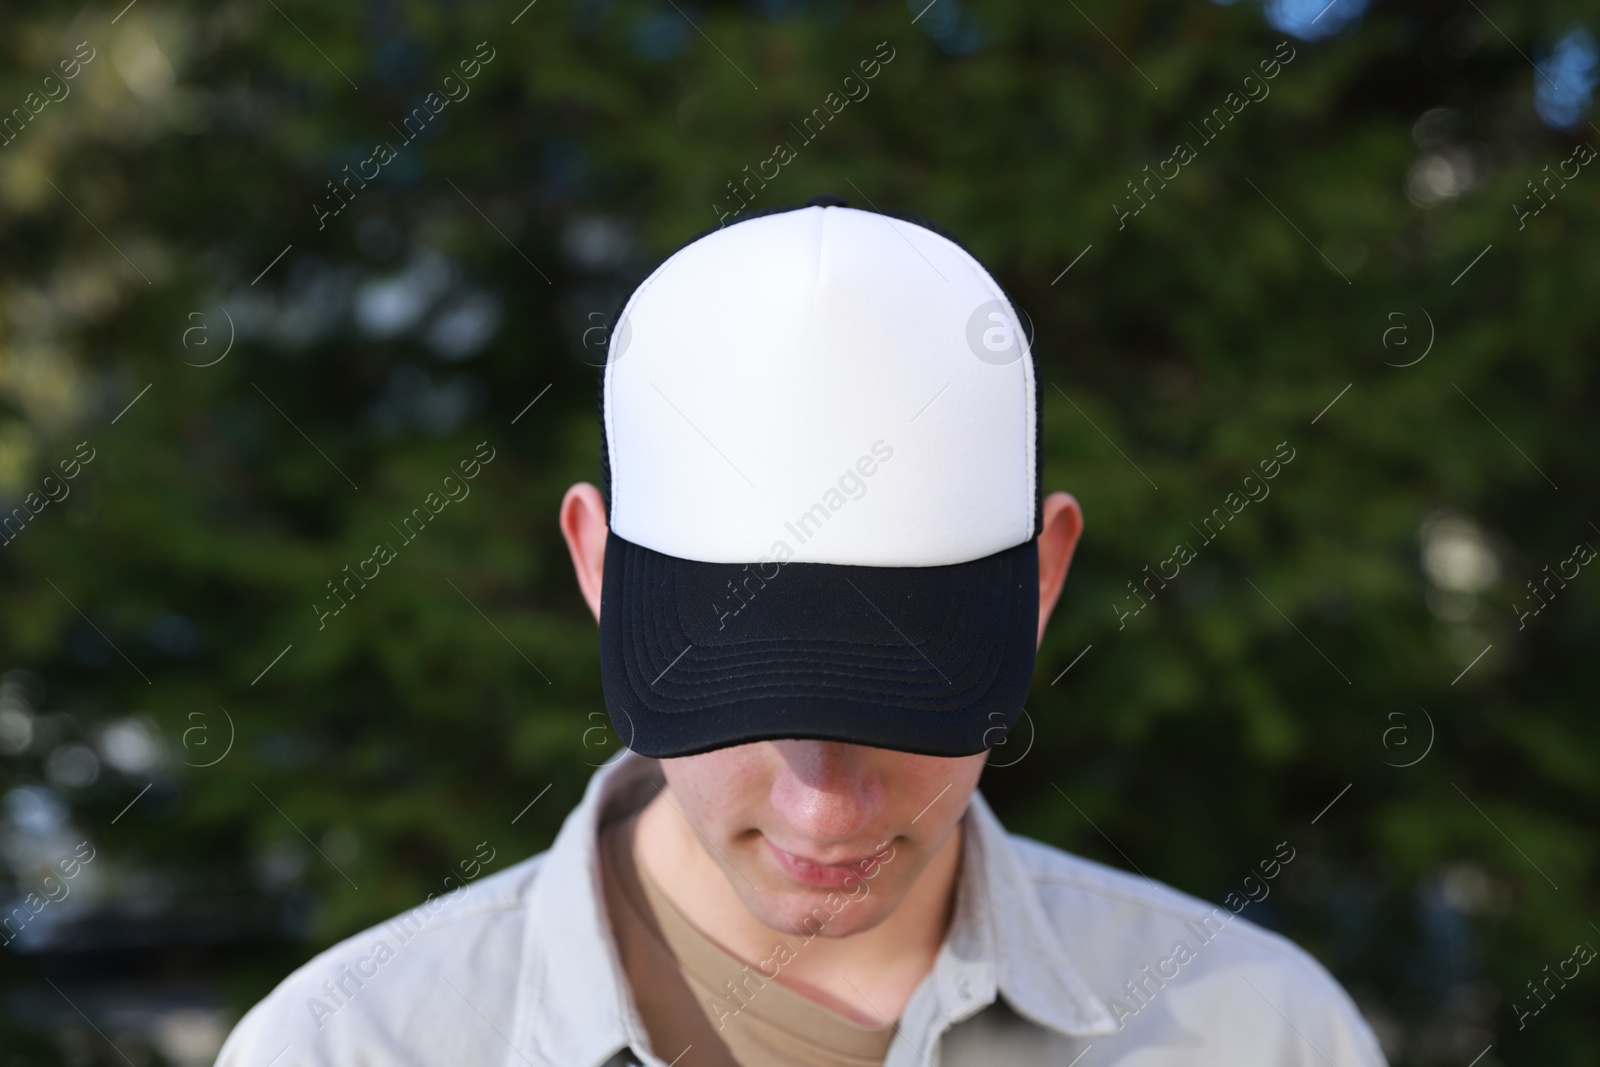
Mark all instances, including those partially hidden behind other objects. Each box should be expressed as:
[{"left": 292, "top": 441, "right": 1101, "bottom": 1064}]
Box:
[{"left": 599, "top": 813, "right": 895, "bottom": 1067}]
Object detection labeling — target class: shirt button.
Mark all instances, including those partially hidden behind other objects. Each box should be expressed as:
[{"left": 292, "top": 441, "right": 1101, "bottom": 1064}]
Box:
[{"left": 956, "top": 977, "right": 972, "bottom": 998}]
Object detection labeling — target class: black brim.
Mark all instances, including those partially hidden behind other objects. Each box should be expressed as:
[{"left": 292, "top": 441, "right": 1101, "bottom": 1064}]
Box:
[{"left": 599, "top": 531, "right": 1039, "bottom": 758}]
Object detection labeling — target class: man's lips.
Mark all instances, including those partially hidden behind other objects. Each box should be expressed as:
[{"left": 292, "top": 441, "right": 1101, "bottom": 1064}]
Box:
[{"left": 765, "top": 839, "right": 884, "bottom": 888}]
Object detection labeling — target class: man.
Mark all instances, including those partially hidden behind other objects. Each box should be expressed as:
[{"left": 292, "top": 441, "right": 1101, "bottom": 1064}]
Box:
[{"left": 217, "top": 196, "right": 1387, "bottom": 1066}]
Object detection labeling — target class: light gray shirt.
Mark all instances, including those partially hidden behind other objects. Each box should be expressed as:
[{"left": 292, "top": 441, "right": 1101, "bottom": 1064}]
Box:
[{"left": 216, "top": 752, "right": 1388, "bottom": 1067}]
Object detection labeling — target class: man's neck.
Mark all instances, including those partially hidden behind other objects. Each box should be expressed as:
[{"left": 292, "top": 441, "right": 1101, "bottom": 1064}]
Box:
[{"left": 632, "top": 789, "right": 962, "bottom": 1026}]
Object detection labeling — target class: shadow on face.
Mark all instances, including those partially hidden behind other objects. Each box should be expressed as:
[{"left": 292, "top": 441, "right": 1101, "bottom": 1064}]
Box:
[{"left": 658, "top": 739, "right": 987, "bottom": 938}]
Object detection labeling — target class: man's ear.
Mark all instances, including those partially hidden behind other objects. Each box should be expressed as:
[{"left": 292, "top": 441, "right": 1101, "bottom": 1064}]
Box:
[
  {"left": 560, "top": 483, "right": 608, "bottom": 623},
  {"left": 1035, "top": 491, "right": 1084, "bottom": 647}
]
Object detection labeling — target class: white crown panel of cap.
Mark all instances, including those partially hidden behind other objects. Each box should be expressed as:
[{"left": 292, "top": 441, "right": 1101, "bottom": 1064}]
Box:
[{"left": 604, "top": 204, "right": 1037, "bottom": 567}]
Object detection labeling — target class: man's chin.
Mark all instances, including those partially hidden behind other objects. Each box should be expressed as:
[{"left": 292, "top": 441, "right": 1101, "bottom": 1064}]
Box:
[{"left": 742, "top": 884, "right": 897, "bottom": 941}]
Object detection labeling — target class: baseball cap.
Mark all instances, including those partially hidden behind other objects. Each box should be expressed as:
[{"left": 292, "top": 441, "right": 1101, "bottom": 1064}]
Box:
[{"left": 597, "top": 194, "right": 1041, "bottom": 759}]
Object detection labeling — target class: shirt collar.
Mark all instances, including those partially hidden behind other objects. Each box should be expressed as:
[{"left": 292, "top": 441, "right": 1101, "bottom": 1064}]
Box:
[
  {"left": 934, "top": 789, "right": 1117, "bottom": 1037},
  {"left": 509, "top": 751, "right": 657, "bottom": 1067},
  {"left": 510, "top": 751, "right": 1114, "bottom": 1067}
]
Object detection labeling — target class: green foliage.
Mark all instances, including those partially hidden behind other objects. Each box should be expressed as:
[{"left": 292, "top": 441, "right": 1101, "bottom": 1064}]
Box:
[{"left": 1, "top": 1, "right": 1595, "bottom": 1064}]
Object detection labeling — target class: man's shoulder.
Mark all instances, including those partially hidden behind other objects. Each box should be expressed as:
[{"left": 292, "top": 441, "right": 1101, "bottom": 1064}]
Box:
[
  {"left": 1001, "top": 831, "right": 1387, "bottom": 1065},
  {"left": 215, "top": 851, "right": 547, "bottom": 1067},
  {"left": 1007, "top": 830, "right": 1307, "bottom": 959}
]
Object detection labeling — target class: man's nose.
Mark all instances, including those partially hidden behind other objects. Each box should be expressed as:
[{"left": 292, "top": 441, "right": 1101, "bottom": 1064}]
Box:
[{"left": 767, "top": 740, "right": 887, "bottom": 846}]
